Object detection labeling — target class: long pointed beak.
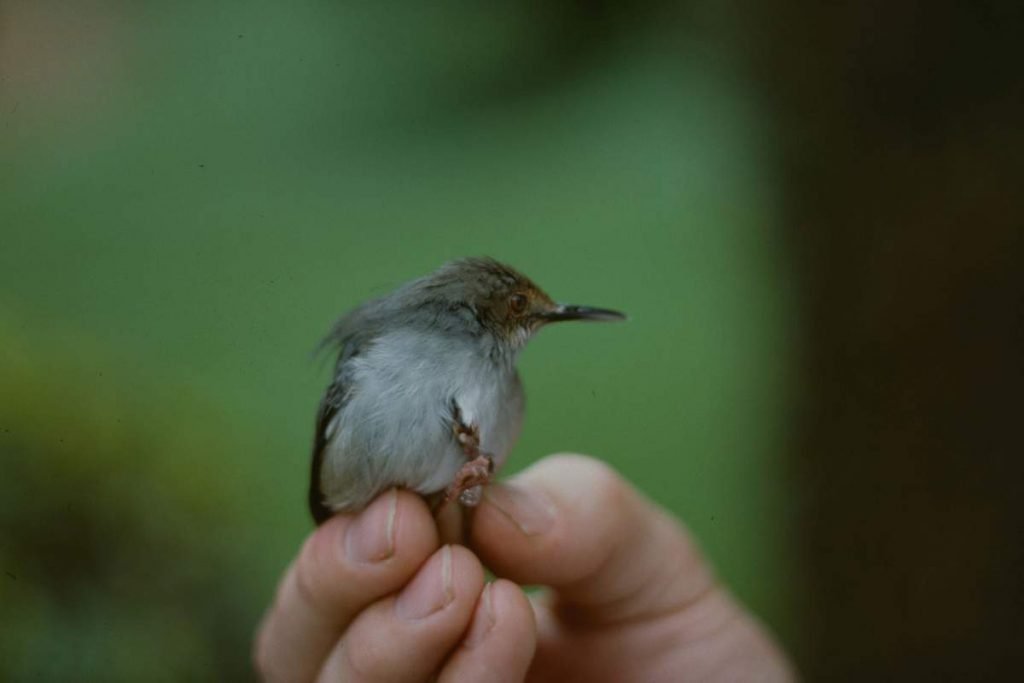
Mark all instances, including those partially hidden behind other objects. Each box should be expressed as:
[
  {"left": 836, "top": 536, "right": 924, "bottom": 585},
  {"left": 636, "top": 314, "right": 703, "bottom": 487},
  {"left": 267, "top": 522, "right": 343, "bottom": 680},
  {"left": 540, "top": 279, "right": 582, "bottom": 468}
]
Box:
[{"left": 539, "top": 304, "right": 627, "bottom": 323}]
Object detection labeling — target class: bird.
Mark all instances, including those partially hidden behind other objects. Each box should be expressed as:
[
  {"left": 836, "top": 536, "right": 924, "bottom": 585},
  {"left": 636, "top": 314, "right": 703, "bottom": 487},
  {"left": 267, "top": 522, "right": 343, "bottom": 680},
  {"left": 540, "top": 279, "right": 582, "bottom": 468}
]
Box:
[{"left": 308, "top": 257, "right": 625, "bottom": 525}]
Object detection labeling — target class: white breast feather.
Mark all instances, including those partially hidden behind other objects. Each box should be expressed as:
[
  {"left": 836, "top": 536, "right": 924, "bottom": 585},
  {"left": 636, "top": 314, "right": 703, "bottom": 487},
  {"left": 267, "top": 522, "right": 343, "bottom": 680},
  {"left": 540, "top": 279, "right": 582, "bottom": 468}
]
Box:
[{"left": 319, "top": 329, "right": 520, "bottom": 511}]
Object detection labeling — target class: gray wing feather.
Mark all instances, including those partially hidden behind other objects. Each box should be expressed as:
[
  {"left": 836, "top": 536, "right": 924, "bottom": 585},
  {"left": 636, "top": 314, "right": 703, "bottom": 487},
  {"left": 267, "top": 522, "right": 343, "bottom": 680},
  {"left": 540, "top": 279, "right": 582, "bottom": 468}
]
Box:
[{"left": 309, "top": 318, "right": 368, "bottom": 524}]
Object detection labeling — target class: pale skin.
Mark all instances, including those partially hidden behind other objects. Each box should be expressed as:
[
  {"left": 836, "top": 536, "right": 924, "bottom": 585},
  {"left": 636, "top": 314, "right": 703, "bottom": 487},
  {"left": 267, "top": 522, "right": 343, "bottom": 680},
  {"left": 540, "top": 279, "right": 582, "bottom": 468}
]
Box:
[{"left": 254, "top": 454, "right": 797, "bottom": 682}]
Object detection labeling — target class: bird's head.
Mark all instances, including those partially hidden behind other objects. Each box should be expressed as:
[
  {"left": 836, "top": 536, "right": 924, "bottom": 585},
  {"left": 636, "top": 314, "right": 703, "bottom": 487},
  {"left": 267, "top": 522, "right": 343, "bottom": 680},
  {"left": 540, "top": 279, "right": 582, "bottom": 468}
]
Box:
[{"left": 425, "top": 258, "right": 625, "bottom": 351}]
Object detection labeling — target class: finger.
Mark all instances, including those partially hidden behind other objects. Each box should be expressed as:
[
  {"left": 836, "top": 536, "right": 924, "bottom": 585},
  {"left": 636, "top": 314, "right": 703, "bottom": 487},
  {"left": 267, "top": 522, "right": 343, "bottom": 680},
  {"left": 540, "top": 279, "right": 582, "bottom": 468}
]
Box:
[
  {"left": 438, "top": 579, "right": 537, "bottom": 683},
  {"left": 316, "top": 545, "right": 485, "bottom": 682},
  {"left": 470, "top": 454, "right": 716, "bottom": 626},
  {"left": 254, "top": 489, "right": 440, "bottom": 683}
]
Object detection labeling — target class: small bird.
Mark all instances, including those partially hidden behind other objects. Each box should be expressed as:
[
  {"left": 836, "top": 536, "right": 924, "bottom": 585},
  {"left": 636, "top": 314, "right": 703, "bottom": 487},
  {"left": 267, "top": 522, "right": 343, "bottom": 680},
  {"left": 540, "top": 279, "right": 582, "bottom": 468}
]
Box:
[{"left": 309, "top": 257, "right": 625, "bottom": 524}]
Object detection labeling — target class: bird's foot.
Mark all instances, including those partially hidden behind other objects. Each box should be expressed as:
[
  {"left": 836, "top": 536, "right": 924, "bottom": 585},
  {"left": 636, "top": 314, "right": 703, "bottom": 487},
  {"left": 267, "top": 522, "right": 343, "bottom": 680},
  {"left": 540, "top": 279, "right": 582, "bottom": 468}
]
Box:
[
  {"left": 454, "top": 421, "right": 483, "bottom": 459},
  {"left": 444, "top": 453, "right": 494, "bottom": 508},
  {"left": 459, "top": 485, "right": 483, "bottom": 507}
]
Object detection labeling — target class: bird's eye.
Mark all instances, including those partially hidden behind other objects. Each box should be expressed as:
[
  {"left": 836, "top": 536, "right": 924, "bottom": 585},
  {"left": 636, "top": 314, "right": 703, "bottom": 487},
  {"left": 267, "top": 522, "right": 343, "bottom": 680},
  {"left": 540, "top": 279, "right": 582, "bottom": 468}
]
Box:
[{"left": 508, "top": 293, "right": 528, "bottom": 314}]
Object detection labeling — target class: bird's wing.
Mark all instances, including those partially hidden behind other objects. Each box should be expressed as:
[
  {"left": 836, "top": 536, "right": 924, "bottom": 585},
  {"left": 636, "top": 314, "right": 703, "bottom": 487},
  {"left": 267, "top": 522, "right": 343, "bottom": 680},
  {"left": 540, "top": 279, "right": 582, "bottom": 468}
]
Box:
[
  {"left": 308, "top": 374, "right": 347, "bottom": 524},
  {"left": 308, "top": 332, "right": 367, "bottom": 525}
]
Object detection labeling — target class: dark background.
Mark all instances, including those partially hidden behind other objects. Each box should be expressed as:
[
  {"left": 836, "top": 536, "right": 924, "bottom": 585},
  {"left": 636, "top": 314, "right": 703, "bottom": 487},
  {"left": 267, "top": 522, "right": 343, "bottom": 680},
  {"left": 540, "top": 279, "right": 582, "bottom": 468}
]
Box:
[
  {"left": 745, "top": 2, "right": 1024, "bottom": 678},
  {"left": 2, "top": 1, "right": 1021, "bottom": 680}
]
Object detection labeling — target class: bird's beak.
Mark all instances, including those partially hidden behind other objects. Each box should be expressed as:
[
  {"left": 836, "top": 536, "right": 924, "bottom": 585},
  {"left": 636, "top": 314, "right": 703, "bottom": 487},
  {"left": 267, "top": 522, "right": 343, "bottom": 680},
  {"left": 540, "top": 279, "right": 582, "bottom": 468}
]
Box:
[{"left": 538, "top": 303, "right": 627, "bottom": 323}]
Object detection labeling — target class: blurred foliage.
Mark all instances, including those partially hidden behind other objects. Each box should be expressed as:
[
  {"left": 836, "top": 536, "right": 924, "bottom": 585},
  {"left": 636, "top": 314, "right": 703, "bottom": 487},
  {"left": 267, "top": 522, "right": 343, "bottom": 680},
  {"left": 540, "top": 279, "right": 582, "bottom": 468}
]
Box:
[
  {"left": 1, "top": 0, "right": 797, "bottom": 677},
  {"left": 0, "top": 315, "right": 262, "bottom": 680}
]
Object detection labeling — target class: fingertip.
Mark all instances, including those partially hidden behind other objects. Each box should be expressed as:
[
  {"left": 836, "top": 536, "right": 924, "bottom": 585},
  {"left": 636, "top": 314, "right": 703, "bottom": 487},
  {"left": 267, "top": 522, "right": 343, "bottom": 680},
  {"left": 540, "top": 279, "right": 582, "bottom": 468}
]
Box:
[
  {"left": 303, "top": 489, "right": 440, "bottom": 593},
  {"left": 490, "top": 579, "right": 537, "bottom": 639},
  {"left": 259, "top": 490, "right": 444, "bottom": 681},
  {"left": 471, "top": 454, "right": 630, "bottom": 586},
  {"left": 439, "top": 579, "right": 537, "bottom": 683},
  {"left": 462, "top": 579, "right": 535, "bottom": 649},
  {"left": 520, "top": 453, "right": 633, "bottom": 517},
  {"left": 470, "top": 483, "right": 559, "bottom": 583},
  {"left": 462, "top": 583, "right": 496, "bottom": 648},
  {"left": 393, "top": 544, "right": 485, "bottom": 621},
  {"left": 449, "top": 544, "right": 487, "bottom": 601},
  {"left": 331, "top": 545, "right": 488, "bottom": 681},
  {"left": 391, "top": 488, "right": 442, "bottom": 558},
  {"left": 308, "top": 489, "right": 438, "bottom": 566},
  {"left": 471, "top": 453, "right": 714, "bottom": 626},
  {"left": 528, "top": 452, "right": 623, "bottom": 481}
]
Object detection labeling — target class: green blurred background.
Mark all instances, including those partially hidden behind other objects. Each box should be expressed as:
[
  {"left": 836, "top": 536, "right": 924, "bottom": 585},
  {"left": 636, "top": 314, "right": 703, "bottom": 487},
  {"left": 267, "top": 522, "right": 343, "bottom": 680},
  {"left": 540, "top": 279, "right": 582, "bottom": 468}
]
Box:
[
  {"left": 5, "top": 0, "right": 1022, "bottom": 680},
  {"left": 1, "top": 1, "right": 795, "bottom": 679}
]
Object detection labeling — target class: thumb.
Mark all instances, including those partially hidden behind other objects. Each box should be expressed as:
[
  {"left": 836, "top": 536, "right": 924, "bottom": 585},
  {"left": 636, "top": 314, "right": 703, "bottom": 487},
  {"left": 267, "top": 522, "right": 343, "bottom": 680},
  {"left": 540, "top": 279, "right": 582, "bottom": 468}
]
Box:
[{"left": 470, "top": 454, "right": 715, "bottom": 625}]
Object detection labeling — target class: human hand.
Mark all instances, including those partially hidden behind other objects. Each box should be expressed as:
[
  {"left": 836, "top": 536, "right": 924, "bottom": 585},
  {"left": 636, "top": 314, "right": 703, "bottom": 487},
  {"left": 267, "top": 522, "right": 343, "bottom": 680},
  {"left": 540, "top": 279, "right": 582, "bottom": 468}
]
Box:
[{"left": 254, "top": 454, "right": 796, "bottom": 682}]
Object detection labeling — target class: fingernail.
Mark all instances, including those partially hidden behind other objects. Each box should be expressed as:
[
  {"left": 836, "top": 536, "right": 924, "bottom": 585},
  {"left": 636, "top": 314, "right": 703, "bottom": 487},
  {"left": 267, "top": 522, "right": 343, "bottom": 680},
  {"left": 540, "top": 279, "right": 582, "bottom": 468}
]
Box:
[
  {"left": 395, "top": 545, "right": 454, "bottom": 620},
  {"left": 463, "top": 583, "right": 496, "bottom": 649},
  {"left": 345, "top": 488, "right": 397, "bottom": 563},
  {"left": 484, "top": 484, "right": 555, "bottom": 536}
]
